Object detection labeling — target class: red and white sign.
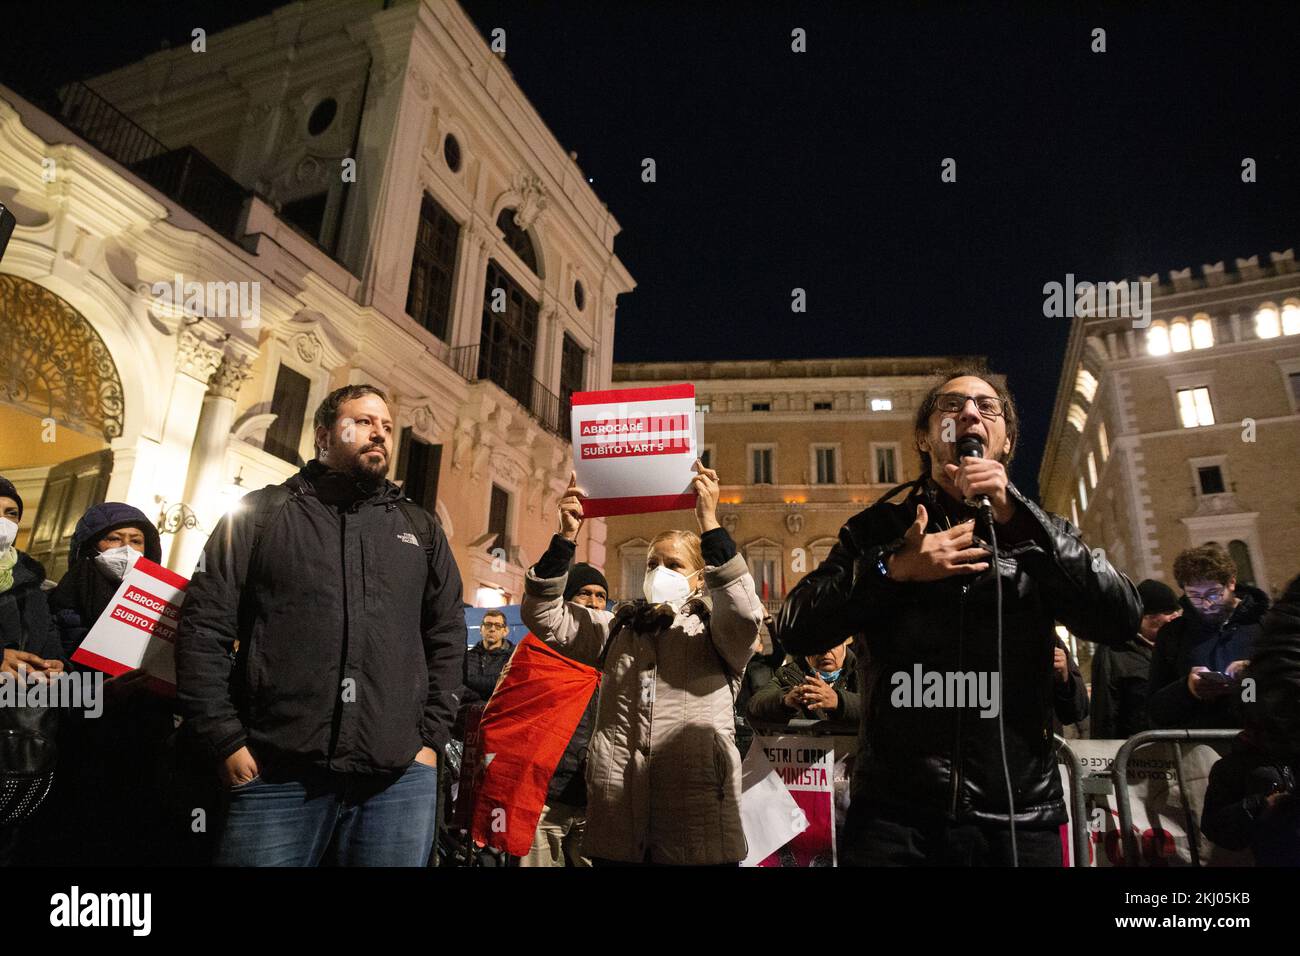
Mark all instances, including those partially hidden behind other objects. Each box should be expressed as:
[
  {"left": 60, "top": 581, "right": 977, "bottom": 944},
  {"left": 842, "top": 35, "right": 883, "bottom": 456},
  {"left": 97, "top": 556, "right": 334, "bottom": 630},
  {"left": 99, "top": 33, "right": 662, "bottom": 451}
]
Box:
[
  {"left": 71, "top": 556, "right": 188, "bottom": 696},
  {"left": 748, "top": 735, "right": 838, "bottom": 867},
  {"left": 570, "top": 383, "right": 699, "bottom": 517}
]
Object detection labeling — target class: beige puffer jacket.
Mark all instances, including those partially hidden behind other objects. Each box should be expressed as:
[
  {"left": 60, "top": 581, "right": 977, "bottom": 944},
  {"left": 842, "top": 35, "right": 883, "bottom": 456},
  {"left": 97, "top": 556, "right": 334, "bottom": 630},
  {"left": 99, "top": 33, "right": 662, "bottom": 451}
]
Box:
[{"left": 522, "top": 553, "right": 763, "bottom": 864}]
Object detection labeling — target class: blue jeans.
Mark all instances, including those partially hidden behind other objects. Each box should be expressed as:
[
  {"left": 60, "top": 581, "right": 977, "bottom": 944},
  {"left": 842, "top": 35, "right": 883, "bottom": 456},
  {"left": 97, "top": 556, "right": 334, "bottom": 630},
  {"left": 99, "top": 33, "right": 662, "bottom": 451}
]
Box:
[{"left": 216, "top": 761, "right": 439, "bottom": 867}]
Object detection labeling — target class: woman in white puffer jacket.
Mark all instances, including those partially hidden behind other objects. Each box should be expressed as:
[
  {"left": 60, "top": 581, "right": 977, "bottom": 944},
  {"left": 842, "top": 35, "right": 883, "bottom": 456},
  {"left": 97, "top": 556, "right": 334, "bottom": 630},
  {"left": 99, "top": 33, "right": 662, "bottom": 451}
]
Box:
[{"left": 521, "top": 462, "right": 763, "bottom": 865}]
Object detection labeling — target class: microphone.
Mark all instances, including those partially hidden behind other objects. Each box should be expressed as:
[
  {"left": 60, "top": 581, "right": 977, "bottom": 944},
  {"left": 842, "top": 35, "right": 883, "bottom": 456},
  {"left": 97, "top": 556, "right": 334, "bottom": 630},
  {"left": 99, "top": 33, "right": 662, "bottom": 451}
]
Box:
[{"left": 955, "top": 434, "right": 993, "bottom": 517}]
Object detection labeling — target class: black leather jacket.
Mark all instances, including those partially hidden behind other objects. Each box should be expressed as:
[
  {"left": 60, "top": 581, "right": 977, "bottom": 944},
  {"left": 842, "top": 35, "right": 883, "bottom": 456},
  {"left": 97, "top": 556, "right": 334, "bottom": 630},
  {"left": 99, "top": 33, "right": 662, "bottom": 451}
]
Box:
[{"left": 779, "top": 478, "right": 1140, "bottom": 827}]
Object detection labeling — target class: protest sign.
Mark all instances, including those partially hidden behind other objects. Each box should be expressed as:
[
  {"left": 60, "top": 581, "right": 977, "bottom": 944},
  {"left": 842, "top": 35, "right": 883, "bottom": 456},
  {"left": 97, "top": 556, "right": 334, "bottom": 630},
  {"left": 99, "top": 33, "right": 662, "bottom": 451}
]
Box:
[
  {"left": 70, "top": 556, "right": 187, "bottom": 695},
  {"left": 750, "top": 735, "right": 837, "bottom": 866},
  {"left": 570, "top": 383, "right": 698, "bottom": 517}
]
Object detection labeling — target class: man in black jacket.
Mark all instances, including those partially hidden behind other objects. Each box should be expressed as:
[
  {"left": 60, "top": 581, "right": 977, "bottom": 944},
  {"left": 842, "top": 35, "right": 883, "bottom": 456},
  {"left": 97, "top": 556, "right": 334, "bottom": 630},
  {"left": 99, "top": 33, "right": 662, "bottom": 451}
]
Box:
[
  {"left": 463, "top": 609, "right": 515, "bottom": 704},
  {"left": 1091, "top": 579, "right": 1182, "bottom": 739},
  {"left": 778, "top": 365, "right": 1140, "bottom": 866},
  {"left": 1147, "top": 545, "right": 1266, "bottom": 731},
  {"left": 747, "top": 639, "right": 864, "bottom": 726},
  {"left": 176, "top": 385, "right": 466, "bottom": 866}
]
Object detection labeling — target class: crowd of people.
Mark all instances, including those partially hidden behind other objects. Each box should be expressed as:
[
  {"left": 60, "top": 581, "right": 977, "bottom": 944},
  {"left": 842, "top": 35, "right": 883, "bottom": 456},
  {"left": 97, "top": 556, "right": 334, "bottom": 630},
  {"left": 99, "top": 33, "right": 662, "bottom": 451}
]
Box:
[{"left": 1, "top": 366, "right": 1297, "bottom": 868}]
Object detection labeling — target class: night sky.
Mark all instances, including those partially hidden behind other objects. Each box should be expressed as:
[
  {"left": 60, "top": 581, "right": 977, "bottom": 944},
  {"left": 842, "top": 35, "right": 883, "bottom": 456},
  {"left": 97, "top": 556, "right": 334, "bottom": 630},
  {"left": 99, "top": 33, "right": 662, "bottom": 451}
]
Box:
[{"left": 8, "top": 1, "right": 1299, "bottom": 496}]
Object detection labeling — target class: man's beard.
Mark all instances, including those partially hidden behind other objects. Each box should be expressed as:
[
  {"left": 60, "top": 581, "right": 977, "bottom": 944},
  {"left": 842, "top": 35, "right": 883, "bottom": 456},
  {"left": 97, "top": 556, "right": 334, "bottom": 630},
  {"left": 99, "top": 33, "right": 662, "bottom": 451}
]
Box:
[{"left": 345, "top": 445, "right": 389, "bottom": 483}]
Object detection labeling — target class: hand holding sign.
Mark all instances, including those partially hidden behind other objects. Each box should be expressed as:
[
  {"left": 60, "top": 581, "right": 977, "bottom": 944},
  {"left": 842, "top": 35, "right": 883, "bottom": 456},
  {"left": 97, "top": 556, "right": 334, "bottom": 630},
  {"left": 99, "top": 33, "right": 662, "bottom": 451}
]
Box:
[
  {"left": 558, "top": 471, "right": 586, "bottom": 542},
  {"left": 691, "top": 459, "right": 720, "bottom": 533}
]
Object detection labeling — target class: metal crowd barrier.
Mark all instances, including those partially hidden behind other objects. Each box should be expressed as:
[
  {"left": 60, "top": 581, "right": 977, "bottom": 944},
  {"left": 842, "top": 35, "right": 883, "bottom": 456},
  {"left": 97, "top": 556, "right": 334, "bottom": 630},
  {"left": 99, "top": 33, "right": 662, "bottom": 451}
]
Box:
[
  {"left": 1054, "top": 736, "right": 1090, "bottom": 867},
  {"left": 1111, "top": 729, "right": 1240, "bottom": 867}
]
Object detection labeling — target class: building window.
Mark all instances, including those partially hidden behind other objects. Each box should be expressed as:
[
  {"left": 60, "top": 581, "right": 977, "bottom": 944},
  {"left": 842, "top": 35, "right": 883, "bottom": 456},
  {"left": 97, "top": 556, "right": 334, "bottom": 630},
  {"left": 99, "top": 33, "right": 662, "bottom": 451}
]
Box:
[
  {"left": 406, "top": 193, "right": 461, "bottom": 341},
  {"left": 696, "top": 401, "right": 711, "bottom": 414},
  {"left": 1196, "top": 465, "right": 1225, "bottom": 496},
  {"left": 1097, "top": 421, "right": 1109, "bottom": 461},
  {"left": 307, "top": 98, "right": 337, "bottom": 136},
  {"left": 1075, "top": 368, "right": 1098, "bottom": 402},
  {"left": 1067, "top": 403, "right": 1087, "bottom": 431},
  {"left": 622, "top": 546, "right": 648, "bottom": 602},
  {"left": 480, "top": 259, "right": 540, "bottom": 409},
  {"left": 813, "top": 446, "right": 837, "bottom": 484},
  {"left": 1176, "top": 387, "right": 1215, "bottom": 428},
  {"left": 1256, "top": 306, "right": 1280, "bottom": 339},
  {"left": 1086, "top": 452, "right": 1098, "bottom": 489},
  {"left": 397, "top": 428, "right": 442, "bottom": 514},
  {"left": 1147, "top": 320, "right": 1170, "bottom": 356},
  {"left": 1070, "top": 497, "right": 1079, "bottom": 528},
  {"left": 751, "top": 401, "right": 771, "bottom": 412},
  {"left": 1077, "top": 477, "right": 1088, "bottom": 513},
  {"left": 280, "top": 191, "right": 329, "bottom": 243},
  {"left": 751, "top": 446, "right": 774, "bottom": 485},
  {"left": 559, "top": 334, "right": 586, "bottom": 441},
  {"left": 699, "top": 445, "right": 714, "bottom": 469},
  {"left": 573, "top": 280, "right": 586, "bottom": 311},
  {"left": 873, "top": 445, "right": 899, "bottom": 484},
  {"left": 1228, "top": 540, "right": 1257, "bottom": 586},
  {"left": 443, "top": 134, "right": 462, "bottom": 173},
  {"left": 1191, "top": 314, "right": 1214, "bottom": 349},
  {"left": 1284, "top": 303, "right": 1300, "bottom": 336},
  {"left": 1169, "top": 318, "right": 1192, "bottom": 353},
  {"left": 870, "top": 398, "right": 892, "bottom": 411},
  {"left": 487, "top": 484, "right": 511, "bottom": 554},
  {"left": 813, "top": 401, "right": 832, "bottom": 411},
  {"left": 745, "top": 541, "right": 782, "bottom": 605},
  {"left": 1289, "top": 371, "right": 1300, "bottom": 408},
  {"left": 496, "top": 208, "right": 538, "bottom": 274},
  {"left": 264, "top": 364, "right": 311, "bottom": 465}
]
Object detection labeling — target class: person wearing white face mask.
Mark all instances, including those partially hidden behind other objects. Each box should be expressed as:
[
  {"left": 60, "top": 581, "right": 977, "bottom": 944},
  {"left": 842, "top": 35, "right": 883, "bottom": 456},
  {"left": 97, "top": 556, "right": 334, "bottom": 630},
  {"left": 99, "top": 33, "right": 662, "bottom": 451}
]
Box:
[
  {"left": 38, "top": 501, "right": 175, "bottom": 866},
  {"left": 521, "top": 460, "right": 764, "bottom": 866}
]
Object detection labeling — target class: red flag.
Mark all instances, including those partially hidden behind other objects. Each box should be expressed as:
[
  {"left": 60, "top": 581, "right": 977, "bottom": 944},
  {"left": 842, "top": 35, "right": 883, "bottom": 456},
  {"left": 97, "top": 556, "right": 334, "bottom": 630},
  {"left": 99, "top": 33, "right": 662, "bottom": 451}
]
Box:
[{"left": 470, "top": 633, "right": 600, "bottom": 856}]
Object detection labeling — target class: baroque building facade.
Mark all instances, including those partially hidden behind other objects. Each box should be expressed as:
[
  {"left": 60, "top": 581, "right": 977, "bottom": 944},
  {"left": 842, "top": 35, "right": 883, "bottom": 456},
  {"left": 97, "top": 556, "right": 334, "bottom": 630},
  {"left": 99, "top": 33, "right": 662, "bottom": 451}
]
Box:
[{"left": 0, "top": 0, "right": 634, "bottom": 602}]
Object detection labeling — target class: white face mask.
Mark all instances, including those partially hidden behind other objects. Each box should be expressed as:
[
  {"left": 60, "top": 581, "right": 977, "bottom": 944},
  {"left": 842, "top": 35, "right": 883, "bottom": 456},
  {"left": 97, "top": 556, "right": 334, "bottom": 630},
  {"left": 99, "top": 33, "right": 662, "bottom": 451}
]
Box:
[
  {"left": 94, "top": 544, "right": 142, "bottom": 582},
  {"left": 0, "top": 517, "right": 17, "bottom": 551},
  {"left": 643, "top": 565, "right": 694, "bottom": 605}
]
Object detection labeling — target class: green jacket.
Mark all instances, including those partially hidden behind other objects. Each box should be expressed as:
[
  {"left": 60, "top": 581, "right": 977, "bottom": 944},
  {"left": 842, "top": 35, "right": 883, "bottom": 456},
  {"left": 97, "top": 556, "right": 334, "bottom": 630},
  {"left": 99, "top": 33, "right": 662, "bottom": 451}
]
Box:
[{"left": 747, "top": 649, "right": 862, "bottom": 726}]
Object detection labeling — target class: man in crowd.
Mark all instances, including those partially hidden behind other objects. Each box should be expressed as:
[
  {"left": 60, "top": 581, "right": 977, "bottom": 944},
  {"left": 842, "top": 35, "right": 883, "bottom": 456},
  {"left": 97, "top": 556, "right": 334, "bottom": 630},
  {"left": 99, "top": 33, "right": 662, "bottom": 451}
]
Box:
[
  {"left": 463, "top": 609, "right": 515, "bottom": 704},
  {"left": 520, "top": 563, "right": 605, "bottom": 868},
  {"left": 779, "top": 364, "right": 1140, "bottom": 866},
  {"left": 176, "top": 384, "right": 466, "bottom": 866},
  {"left": 747, "top": 637, "right": 863, "bottom": 726},
  {"left": 1052, "top": 637, "right": 1088, "bottom": 735},
  {"left": 1091, "top": 579, "right": 1182, "bottom": 739},
  {"left": 1148, "top": 546, "right": 1267, "bottom": 731}
]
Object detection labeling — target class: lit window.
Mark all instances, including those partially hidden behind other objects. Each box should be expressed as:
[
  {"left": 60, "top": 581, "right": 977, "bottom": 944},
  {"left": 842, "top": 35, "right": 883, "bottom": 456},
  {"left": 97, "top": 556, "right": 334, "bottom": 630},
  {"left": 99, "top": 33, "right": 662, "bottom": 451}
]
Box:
[
  {"left": 1087, "top": 452, "right": 1098, "bottom": 489},
  {"left": 814, "top": 447, "right": 837, "bottom": 484},
  {"left": 1067, "top": 403, "right": 1087, "bottom": 432},
  {"left": 870, "top": 398, "right": 892, "bottom": 411},
  {"left": 1097, "top": 421, "right": 1109, "bottom": 461},
  {"left": 1176, "top": 387, "right": 1214, "bottom": 428},
  {"left": 1147, "top": 320, "right": 1170, "bottom": 355},
  {"left": 1077, "top": 477, "right": 1088, "bottom": 512},
  {"left": 1191, "top": 315, "right": 1214, "bottom": 349},
  {"left": 1284, "top": 303, "right": 1300, "bottom": 336},
  {"left": 1070, "top": 498, "right": 1079, "bottom": 527},
  {"left": 1169, "top": 319, "right": 1191, "bottom": 353},
  {"left": 751, "top": 447, "right": 774, "bottom": 484},
  {"left": 1075, "top": 368, "right": 1098, "bottom": 402},
  {"left": 696, "top": 402, "right": 711, "bottom": 414},
  {"left": 1255, "top": 307, "right": 1280, "bottom": 339}
]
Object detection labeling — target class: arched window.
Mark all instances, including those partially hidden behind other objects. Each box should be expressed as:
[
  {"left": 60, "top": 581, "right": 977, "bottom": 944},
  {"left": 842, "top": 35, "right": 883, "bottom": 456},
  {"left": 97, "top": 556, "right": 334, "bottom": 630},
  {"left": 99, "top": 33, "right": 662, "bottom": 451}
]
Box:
[
  {"left": 1190, "top": 314, "right": 1214, "bottom": 349},
  {"left": 1228, "top": 540, "right": 1256, "bottom": 586},
  {"left": 1255, "top": 304, "right": 1280, "bottom": 339},
  {"left": 1283, "top": 301, "right": 1300, "bottom": 336},
  {"left": 496, "top": 208, "right": 538, "bottom": 275},
  {"left": 1147, "top": 319, "right": 1170, "bottom": 355},
  {"left": 1169, "top": 317, "right": 1191, "bottom": 353}
]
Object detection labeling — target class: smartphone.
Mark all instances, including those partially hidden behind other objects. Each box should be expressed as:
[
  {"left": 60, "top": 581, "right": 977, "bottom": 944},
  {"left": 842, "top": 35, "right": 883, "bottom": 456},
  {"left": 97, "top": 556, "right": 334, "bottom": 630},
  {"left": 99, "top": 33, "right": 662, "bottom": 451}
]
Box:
[{"left": 1198, "top": 670, "right": 1240, "bottom": 686}]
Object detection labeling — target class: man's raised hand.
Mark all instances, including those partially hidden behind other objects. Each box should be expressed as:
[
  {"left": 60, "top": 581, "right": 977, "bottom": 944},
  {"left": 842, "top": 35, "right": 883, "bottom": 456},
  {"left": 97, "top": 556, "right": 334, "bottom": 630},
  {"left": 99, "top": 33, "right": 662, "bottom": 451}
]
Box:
[{"left": 558, "top": 471, "right": 585, "bottom": 541}]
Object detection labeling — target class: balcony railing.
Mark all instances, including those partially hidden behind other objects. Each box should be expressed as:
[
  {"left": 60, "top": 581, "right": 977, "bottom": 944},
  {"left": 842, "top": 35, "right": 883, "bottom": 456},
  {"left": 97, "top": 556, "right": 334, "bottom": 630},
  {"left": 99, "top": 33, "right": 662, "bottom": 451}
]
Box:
[
  {"left": 5, "top": 72, "right": 250, "bottom": 242},
  {"left": 448, "top": 343, "right": 571, "bottom": 441}
]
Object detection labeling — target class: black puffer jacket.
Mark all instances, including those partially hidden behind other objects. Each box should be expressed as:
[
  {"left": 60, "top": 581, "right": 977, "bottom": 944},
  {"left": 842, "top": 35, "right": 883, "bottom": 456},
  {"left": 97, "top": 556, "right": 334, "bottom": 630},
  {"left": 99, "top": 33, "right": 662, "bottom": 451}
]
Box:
[
  {"left": 778, "top": 478, "right": 1140, "bottom": 827},
  {"left": 463, "top": 639, "right": 515, "bottom": 704},
  {"left": 1147, "top": 586, "right": 1269, "bottom": 731},
  {"left": 0, "top": 551, "right": 61, "bottom": 662},
  {"left": 176, "top": 460, "right": 467, "bottom": 775},
  {"left": 747, "top": 650, "right": 864, "bottom": 725}
]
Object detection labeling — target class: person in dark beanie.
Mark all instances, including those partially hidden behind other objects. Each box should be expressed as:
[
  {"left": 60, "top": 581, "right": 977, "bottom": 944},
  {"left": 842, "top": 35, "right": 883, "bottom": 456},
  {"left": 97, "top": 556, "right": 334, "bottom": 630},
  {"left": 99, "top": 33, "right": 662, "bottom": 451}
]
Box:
[
  {"left": 36, "top": 501, "right": 174, "bottom": 865},
  {"left": 177, "top": 384, "right": 465, "bottom": 866},
  {"left": 463, "top": 609, "right": 515, "bottom": 704},
  {"left": 0, "top": 478, "right": 64, "bottom": 865},
  {"left": 1091, "top": 579, "right": 1182, "bottom": 739},
  {"left": 1148, "top": 546, "right": 1268, "bottom": 731},
  {"left": 1201, "top": 574, "right": 1300, "bottom": 864},
  {"left": 520, "top": 562, "right": 607, "bottom": 867}
]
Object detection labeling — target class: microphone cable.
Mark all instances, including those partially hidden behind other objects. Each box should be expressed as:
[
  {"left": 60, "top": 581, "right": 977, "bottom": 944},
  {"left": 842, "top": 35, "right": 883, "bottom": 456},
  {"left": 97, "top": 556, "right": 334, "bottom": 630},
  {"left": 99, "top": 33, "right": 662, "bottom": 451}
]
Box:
[{"left": 985, "top": 511, "right": 1017, "bottom": 867}]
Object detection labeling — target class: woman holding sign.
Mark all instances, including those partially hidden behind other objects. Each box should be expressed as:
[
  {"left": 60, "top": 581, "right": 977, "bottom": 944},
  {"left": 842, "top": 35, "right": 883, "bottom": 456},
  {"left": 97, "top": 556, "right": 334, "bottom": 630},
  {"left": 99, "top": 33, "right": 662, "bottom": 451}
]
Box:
[{"left": 522, "top": 461, "right": 764, "bottom": 866}]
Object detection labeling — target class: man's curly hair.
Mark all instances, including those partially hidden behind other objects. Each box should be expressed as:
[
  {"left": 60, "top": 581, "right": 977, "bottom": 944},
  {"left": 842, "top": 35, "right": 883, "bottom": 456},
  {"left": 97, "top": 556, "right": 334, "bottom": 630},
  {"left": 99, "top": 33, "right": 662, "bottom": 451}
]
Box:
[{"left": 1172, "top": 545, "right": 1237, "bottom": 588}]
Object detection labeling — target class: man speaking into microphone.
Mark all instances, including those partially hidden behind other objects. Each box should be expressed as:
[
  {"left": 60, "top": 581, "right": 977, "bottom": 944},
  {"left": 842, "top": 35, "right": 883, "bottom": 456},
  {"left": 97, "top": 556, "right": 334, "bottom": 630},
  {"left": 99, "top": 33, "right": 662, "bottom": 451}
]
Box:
[{"left": 779, "top": 364, "right": 1140, "bottom": 866}]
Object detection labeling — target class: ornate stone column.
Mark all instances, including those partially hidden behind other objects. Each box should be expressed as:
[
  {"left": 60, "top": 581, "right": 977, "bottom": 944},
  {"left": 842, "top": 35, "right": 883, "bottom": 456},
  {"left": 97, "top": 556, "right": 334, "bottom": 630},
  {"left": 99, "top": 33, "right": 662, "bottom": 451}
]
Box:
[{"left": 169, "top": 351, "right": 253, "bottom": 574}]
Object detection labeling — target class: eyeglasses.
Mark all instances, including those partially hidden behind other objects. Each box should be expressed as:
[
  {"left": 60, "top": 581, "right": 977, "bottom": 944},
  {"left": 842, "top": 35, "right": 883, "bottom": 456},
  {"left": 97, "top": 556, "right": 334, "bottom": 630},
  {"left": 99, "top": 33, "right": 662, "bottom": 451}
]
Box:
[
  {"left": 481, "top": 622, "right": 508, "bottom": 631},
  {"left": 934, "top": 393, "right": 1005, "bottom": 419},
  {"left": 1185, "top": 586, "right": 1227, "bottom": 606}
]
